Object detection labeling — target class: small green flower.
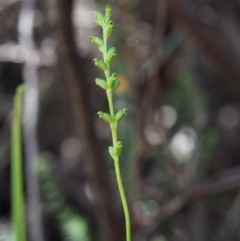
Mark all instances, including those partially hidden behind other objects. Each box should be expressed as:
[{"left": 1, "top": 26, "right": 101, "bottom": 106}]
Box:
[
  {"left": 115, "top": 108, "right": 128, "bottom": 122},
  {"left": 89, "top": 36, "right": 103, "bottom": 48},
  {"left": 112, "top": 79, "right": 121, "bottom": 91},
  {"left": 95, "top": 78, "right": 107, "bottom": 89},
  {"left": 105, "top": 5, "right": 112, "bottom": 20},
  {"left": 105, "top": 21, "right": 114, "bottom": 37},
  {"left": 108, "top": 146, "right": 114, "bottom": 159},
  {"left": 106, "top": 47, "right": 116, "bottom": 64},
  {"left": 97, "top": 111, "right": 112, "bottom": 124},
  {"left": 108, "top": 73, "right": 117, "bottom": 88},
  {"left": 114, "top": 141, "right": 123, "bottom": 157},
  {"left": 93, "top": 58, "right": 107, "bottom": 71},
  {"left": 94, "top": 11, "right": 104, "bottom": 25}
]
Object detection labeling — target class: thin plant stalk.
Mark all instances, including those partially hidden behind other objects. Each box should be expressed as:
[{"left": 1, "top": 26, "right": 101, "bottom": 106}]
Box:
[
  {"left": 103, "top": 32, "right": 131, "bottom": 241},
  {"left": 11, "top": 84, "right": 27, "bottom": 241},
  {"left": 90, "top": 6, "right": 131, "bottom": 241}
]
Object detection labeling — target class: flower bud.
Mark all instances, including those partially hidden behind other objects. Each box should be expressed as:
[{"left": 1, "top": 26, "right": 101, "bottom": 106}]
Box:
[
  {"left": 94, "top": 11, "right": 104, "bottom": 25},
  {"left": 112, "top": 79, "right": 121, "bottom": 91},
  {"left": 89, "top": 36, "right": 103, "bottom": 48},
  {"left": 93, "top": 58, "right": 108, "bottom": 71},
  {"left": 105, "top": 5, "right": 112, "bottom": 20},
  {"left": 105, "top": 21, "right": 114, "bottom": 37},
  {"left": 114, "top": 141, "right": 123, "bottom": 157},
  {"left": 115, "top": 108, "right": 128, "bottom": 122},
  {"left": 106, "top": 47, "right": 116, "bottom": 64},
  {"left": 95, "top": 78, "right": 107, "bottom": 89},
  {"left": 108, "top": 73, "right": 117, "bottom": 88},
  {"left": 97, "top": 111, "right": 112, "bottom": 124}
]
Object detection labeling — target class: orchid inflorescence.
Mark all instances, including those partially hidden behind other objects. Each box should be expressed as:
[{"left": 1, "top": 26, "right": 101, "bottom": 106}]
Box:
[
  {"left": 89, "top": 5, "right": 128, "bottom": 160},
  {"left": 90, "top": 5, "right": 131, "bottom": 241}
]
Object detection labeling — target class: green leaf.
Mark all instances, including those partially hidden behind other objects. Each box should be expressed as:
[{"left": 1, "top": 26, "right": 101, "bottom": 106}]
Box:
[{"left": 11, "top": 84, "right": 27, "bottom": 241}]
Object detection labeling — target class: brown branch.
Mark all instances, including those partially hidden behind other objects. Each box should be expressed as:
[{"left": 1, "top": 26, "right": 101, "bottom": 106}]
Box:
[
  {"left": 55, "top": 0, "right": 117, "bottom": 240},
  {"left": 164, "top": 0, "right": 240, "bottom": 91},
  {"left": 136, "top": 168, "right": 240, "bottom": 239}
]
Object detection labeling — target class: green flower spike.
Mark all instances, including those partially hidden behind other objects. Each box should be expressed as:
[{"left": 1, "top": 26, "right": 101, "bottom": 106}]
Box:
[{"left": 90, "top": 6, "right": 131, "bottom": 241}]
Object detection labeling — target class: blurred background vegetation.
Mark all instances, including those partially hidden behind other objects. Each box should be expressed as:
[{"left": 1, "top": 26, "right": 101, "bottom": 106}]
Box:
[{"left": 1, "top": 0, "right": 240, "bottom": 240}]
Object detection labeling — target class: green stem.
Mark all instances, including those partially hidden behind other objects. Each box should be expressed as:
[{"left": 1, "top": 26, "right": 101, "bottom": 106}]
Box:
[
  {"left": 103, "top": 26, "right": 131, "bottom": 241},
  {"left": 114, "top": 156, "right": 131, "bottom": 241},
  {"left": 107, "top": 89, "right": 131, "bottom": 241},
  {"left": 11, "top": 84, "right": 27, "bottom": 241}
]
